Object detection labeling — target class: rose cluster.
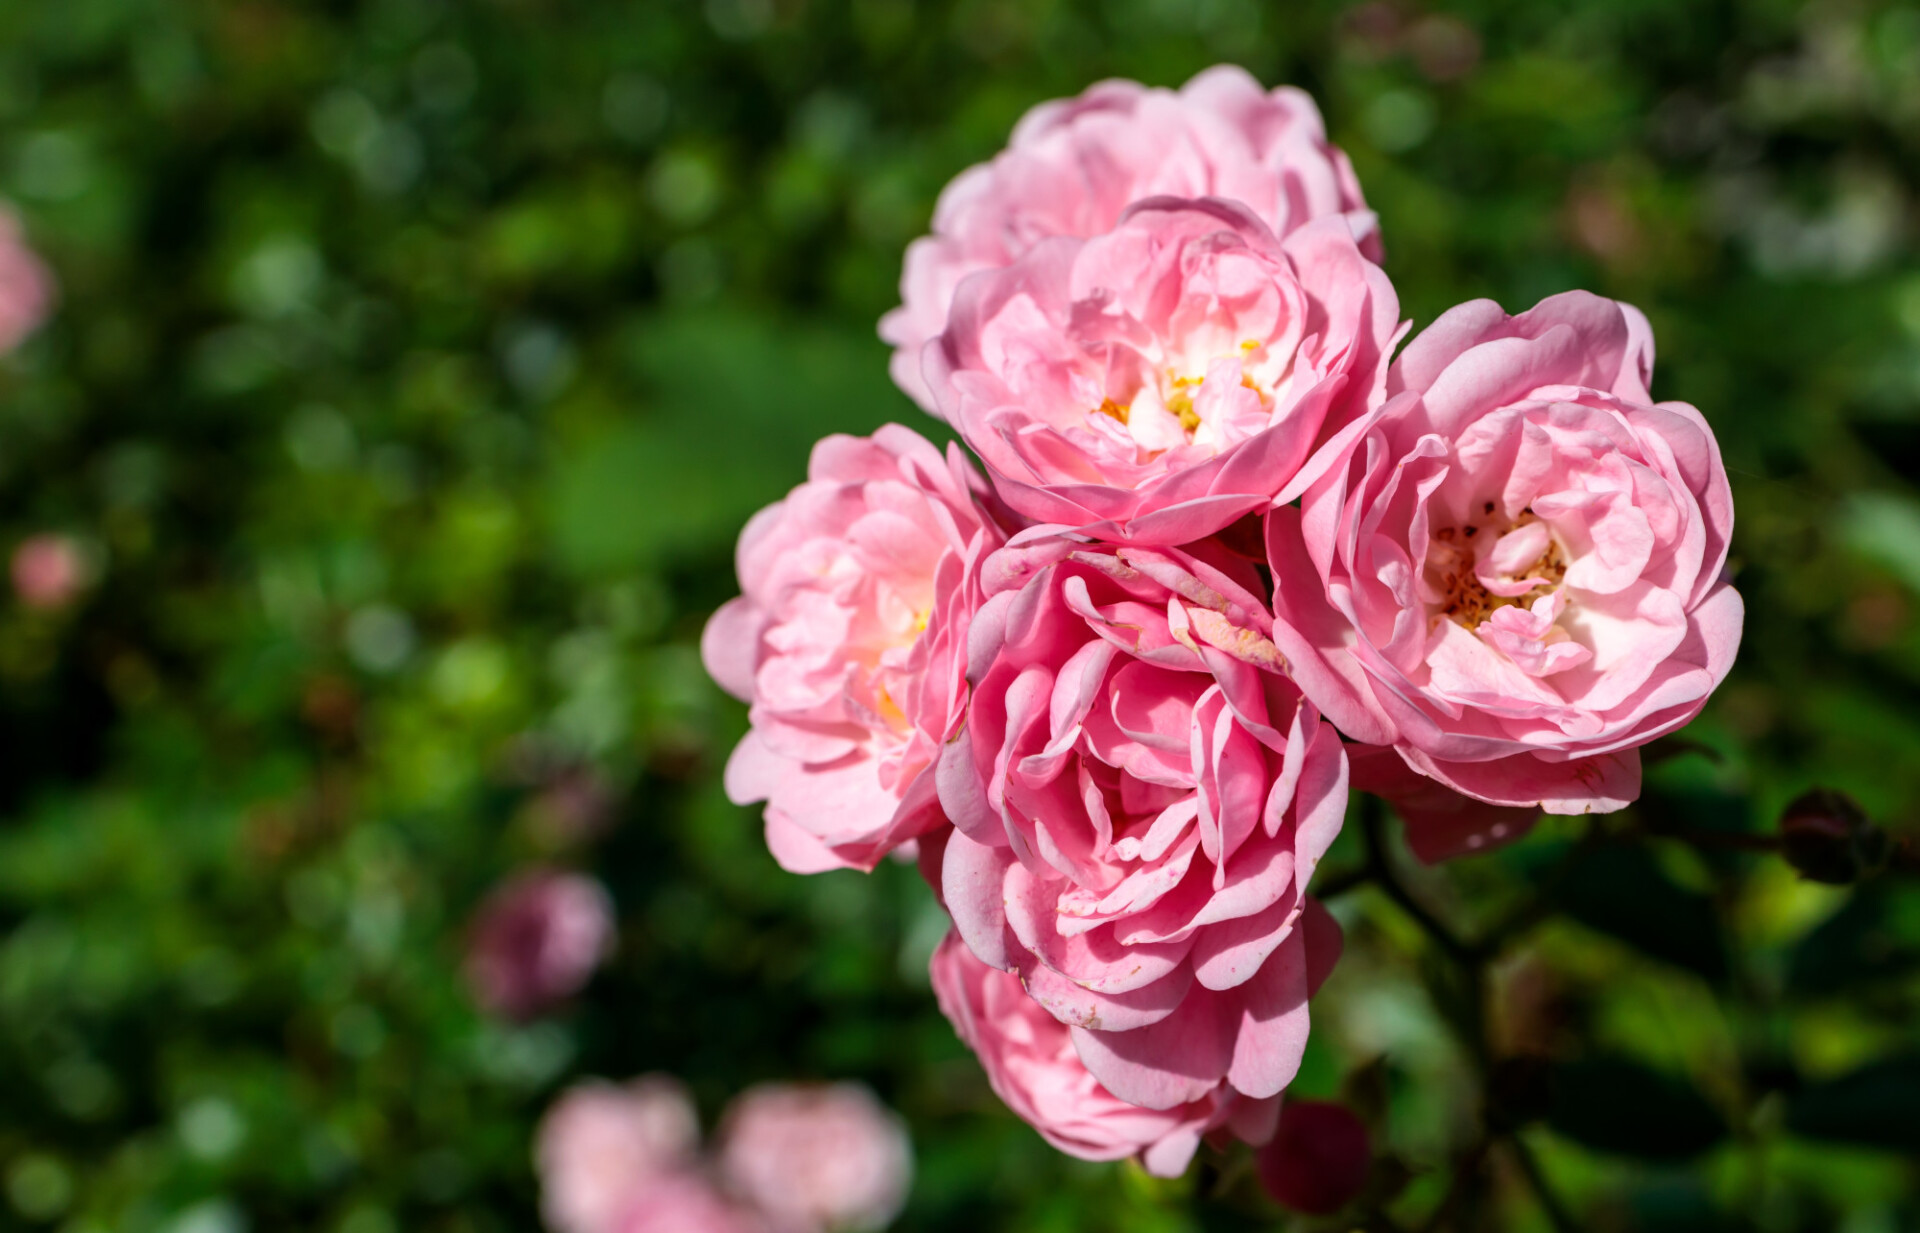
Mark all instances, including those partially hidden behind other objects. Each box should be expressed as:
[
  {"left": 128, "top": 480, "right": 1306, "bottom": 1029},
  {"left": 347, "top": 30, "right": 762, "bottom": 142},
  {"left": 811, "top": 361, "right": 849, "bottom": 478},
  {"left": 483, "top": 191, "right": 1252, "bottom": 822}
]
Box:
[{"left": 705, "top": 66, "right": 1741, "bottom": 1180}]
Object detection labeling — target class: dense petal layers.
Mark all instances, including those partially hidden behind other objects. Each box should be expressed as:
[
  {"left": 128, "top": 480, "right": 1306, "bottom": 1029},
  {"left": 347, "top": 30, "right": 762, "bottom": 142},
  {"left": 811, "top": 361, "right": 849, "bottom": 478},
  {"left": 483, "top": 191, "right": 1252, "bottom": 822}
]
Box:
[
  {"left": 704, "top": 425, "right": 1008, "bottom": 872},
  {"left": 926, "top": 200, "right": 1399, "bottom": 544},
  {"left": 882, "top": 66, "right": 1378, "bottom": 411},
  {"left": 935, "top": 538, "right": 1346, "bottom": 1107},
  {"left": 1268, "top": 292, "right": 1742, "bottom": 815},
  {"left": 930, "top": 931, "right": 1278, "bottom": 1177}
]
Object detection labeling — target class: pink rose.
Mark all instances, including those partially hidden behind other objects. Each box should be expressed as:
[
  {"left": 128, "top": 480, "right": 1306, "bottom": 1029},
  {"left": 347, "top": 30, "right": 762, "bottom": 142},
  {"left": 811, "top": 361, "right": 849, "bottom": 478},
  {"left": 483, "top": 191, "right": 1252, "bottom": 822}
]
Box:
[
  {"left": 935, "top": 538, "right": 1347, "bottom": 1111},
  {"left": 882, "top": 66, "right": 1378, "bottom": 411},
  {"left": 0, "top": 206, "right": 51, "bottom": 354},
  {"left": 704, "top": 425, "right": 1006, "bottom": 873},
  {"left": 930, "top": 931, "right": 1279, "bottom": 1177},
  {"left": 1266, "top": 292, "right": 1743, "bottom": 814},
  {"left": 925, "top": 198, "right": 1399, "bottom": 545},
  {"left": 715, "top": 1083, "right": 911, "bottom": 1233},
  {"left": 537, "top": 1076, "right": 703, "bottom": 1233},
  {"left": 614, "top": 1176, "right": 767, "bottom": 1233},
  {"left": 464, "top": 870, "right": 614, "bottom": 1020}
]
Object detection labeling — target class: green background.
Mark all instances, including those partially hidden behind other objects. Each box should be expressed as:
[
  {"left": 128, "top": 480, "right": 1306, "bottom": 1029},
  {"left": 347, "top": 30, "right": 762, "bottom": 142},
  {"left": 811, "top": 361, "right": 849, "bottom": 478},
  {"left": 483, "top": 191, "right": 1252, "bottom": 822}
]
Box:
[{"left": 1, "top": 0, "right": 1917, "bottom": 1230}]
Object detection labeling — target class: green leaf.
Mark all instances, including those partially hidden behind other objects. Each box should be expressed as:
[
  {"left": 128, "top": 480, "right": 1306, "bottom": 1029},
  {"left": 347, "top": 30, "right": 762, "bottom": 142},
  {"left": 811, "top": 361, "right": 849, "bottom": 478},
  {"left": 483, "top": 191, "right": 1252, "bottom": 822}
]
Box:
[
  {"left": 1787, "top": 1057, "right": 1920, "bottom": 1149},
  {"left": 1555, "top": 844, "right": 1729, "bottom": 981},
  {"left": 547, "top": 308, "right": 934, "bottom": 576},
  {"left": 1788, "top": 883, "right": 1920, "bottom": 997},
  {"left": 1548, "top": 1057, "right": 1728, "bottom": 1161}
]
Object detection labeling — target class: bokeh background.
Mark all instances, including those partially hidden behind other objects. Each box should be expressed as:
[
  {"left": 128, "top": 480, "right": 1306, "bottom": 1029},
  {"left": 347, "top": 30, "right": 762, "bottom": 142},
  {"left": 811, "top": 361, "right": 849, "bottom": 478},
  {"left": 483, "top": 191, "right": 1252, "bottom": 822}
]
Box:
[{"left": 2, "top": 1, "right": 1919, "bottom": 1230}]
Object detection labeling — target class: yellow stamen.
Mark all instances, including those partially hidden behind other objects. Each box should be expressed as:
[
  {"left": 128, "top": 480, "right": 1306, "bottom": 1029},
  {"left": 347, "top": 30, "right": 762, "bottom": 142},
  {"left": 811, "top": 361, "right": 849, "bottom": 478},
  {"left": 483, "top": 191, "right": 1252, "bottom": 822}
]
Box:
[{"left": 1166, "top": 389, "right": 1202, "bottom": 433}]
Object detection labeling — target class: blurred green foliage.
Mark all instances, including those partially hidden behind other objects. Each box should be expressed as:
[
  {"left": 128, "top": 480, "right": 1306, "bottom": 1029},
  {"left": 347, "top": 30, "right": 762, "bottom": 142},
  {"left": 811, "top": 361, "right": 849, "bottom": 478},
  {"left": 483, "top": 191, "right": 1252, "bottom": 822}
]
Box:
[{"left": 0, "top": 1, "right": 1917, "bottom": 1231}]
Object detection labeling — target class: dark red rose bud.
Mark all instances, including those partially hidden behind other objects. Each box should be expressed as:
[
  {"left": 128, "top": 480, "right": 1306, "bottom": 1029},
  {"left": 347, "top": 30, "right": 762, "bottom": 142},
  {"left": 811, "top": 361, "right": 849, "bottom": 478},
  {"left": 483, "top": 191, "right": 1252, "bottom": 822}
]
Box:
[
  {"left": 1779, "top": 789, "right": 1887, "bottom": 885},
  {"left": 464, "top": 870, "right": 614, "bottom": 1020},
  {"left": 1257, "top": 1100, "right": 1372, "bottom": 1215}
]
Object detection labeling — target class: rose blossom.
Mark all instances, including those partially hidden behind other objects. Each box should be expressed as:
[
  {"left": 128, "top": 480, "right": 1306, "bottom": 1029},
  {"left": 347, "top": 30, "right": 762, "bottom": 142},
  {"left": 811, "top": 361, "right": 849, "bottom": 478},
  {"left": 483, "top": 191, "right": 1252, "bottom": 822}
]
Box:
[
  {"left": 0, "top": 206, "right": 51, "bottom": 354},
  {"left": 538, "top": 1076, "right": 703, "bottom": 1233},
  {"left": 615, "top": 1175, "right": 768, "bottom": 1233},
  {"left": 464, "top": 869, "right": 614, "bottom": 1020},
  {"left": 882, "top": 66, "right": 1379, "bottom": 411},
  {"left": 935, "top": 537, "right": 1347, "bottom": 1112},
  {"left": 703, "top": 425, "right": 1005, "bottom": 873},
  {"left": 11, "top": 534, "right": 89, "bottom": 609},
  {"left": 925, "top": 198, "right": 1399, "bottom": 545},
  {"left": 715, "top": 1083, "right": 911, "bottom": 1232},
  {"left": 1266, "top": 291, "right": 1742, "bottom": 814},
  {"left": 930, "top": 931, "right": 1279, "bottom": 1176}
]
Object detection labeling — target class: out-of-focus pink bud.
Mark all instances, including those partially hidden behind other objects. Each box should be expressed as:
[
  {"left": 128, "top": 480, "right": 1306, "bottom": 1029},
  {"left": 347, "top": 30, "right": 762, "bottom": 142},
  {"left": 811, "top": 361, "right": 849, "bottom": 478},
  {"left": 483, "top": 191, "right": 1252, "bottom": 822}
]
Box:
[
  {"left": 0, "top": 206, "right": 52, "bottom": 353},
  {"left": 538, "top": 1076, "right": 704, "bottom": 1233},
  {"left": 1256, "top": 1100, "right": 1372, "bottom": 1215},
  {"left": 464, "top": 870, "right": 614, "bottom": 1020},
  {"left": 11, "top": 534, "right": 88, "bottom": 610},
  {"left": 715, "top": 1083, "right": 911, "bottom": 1233}
]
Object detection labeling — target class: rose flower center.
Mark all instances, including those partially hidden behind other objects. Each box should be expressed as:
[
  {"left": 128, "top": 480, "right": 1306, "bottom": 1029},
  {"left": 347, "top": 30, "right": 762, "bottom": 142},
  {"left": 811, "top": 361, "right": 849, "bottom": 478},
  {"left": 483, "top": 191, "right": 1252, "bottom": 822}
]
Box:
[
  {"left": 1092, "top": 340, "right": 1281, "bottom": 450},
  {"left": 1425, "top": 506, "right": 1569, "bottom": 632}
]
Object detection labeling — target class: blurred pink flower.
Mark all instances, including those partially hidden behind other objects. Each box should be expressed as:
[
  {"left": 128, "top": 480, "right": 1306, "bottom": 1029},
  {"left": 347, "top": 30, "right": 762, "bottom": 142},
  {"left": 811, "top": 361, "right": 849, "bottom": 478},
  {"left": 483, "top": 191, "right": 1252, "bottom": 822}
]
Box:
[
  {"left": 882, "top": 66, "right": 1378, "bottom": 411},
  {"left": 538, "top": 1076, "right": 703, "bottom": 1233},
  {"left": 1267, "top": 291, "right": 1742, "bottom": 814},
  {"left": 934, "top": 537, "right": 1346, "bottom": 1111},
  {"left": 715, "top": 1082, "right": 911, "bottom": 1233},
  {"left": 0, "top": 206, "right": 51, "bottom": 353},
  {"left": 930, "top": 931, "right": 1276, "bottom": 1177},
  {"left": 614, "top": 1175, "right": 767, "bottom": 1233},
  {"left": 704, "top": 425, "right": 1007, "bottom": 873},
  {"left": 1256, "top": 1099, "right": 1371, "bottom": 1214},
  {"left": 925, "top": 198, "right": 1398, "bottom": 545},
  {"left": 11, "top": 534, "right": 87, "bottom": 610},
  {"left": 465, "top": 870, "right": 613, "bottom": 1020}
]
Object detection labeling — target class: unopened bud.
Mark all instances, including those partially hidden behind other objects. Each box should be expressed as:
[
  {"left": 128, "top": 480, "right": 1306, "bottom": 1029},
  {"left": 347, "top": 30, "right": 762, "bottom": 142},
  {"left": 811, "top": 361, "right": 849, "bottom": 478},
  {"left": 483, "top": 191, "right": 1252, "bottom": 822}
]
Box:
[
  {"left": 1779, "top": 789, "right": 1887, "bottom": 885},
  {"left": 1257, "top": 1100, "right": 1371, "bottom": 1215}
]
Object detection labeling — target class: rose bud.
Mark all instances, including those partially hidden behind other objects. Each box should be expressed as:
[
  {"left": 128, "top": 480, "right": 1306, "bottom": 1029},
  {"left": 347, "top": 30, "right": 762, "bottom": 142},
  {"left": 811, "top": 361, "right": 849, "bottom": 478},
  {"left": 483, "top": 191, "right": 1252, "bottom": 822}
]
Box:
[
  {"left": 464, "top": 870, "right": 614, "bottom": 1020},
  {"left": 1256, "top": 1100, "right": 1372, "bottom": 1215},
  {"left": 1779, "top": 788, "right": 1887, "bottom": 885}
]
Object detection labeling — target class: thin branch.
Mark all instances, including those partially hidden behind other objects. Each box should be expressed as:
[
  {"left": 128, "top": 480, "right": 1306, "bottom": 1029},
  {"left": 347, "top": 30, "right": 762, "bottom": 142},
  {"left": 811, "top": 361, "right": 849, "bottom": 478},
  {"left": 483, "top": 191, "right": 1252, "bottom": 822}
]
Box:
[
  {"left": 1313, "top": 861, "right": 1372, "bottom": 900},
  {"left": 1359, "top": 795, "right": 1475, "bottom": 966},
  {"left": 1419, "top": 1135, "right": 1492, "bottom": 1233},
  {"left": 1642, "top": 824, "right": 1780, "bottom": 854},
  {"left": 1505, "top": 1133, "right": 1583, "bottom": 1233}
]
